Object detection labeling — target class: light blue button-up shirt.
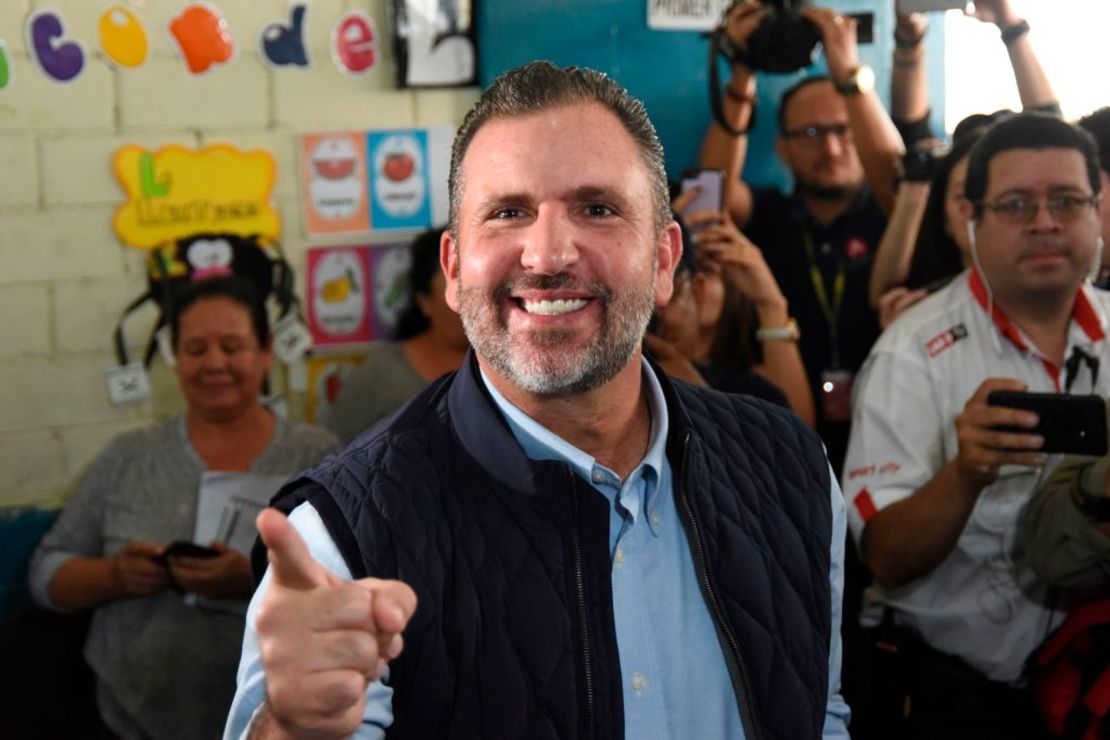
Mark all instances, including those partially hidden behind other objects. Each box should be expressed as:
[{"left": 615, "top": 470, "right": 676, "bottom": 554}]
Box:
[{"left": 226, "top": 360, "right": 850, "bottom": 739}]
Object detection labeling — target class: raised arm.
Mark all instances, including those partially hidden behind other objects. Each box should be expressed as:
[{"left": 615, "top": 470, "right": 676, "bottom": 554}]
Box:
[
  {"left": 868, "top": 179, "right": 931, "bottom": 307},
  {"left": 804, "top": 6, "right": 905, "bottom": 216},
  {"left": 890, "top": 6, "right": 931, "bottom": 145},
  {"left": 969, "top": 0, "right": 1058, "bottom": 112},
  {"left": 699, "top": 0, "right": 766, "bottom": 228},
  {"left": 688, "top": 209, "right": 817, "bottom": 427}
]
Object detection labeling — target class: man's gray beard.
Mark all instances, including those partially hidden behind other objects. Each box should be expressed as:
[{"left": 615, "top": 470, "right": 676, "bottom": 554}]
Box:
[{"left": 457, "top": 273, "right": 656, "bottom": 397}]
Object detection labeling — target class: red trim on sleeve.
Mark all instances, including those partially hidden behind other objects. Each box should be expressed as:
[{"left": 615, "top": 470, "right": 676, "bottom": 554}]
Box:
[{"left": 854, "top": 488, "right": 879, "bottom": 524}]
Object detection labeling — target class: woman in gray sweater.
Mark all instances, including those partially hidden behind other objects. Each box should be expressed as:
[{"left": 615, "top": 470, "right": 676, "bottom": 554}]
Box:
[{"left": 29, "top": 277, "right": 336, "bottom": 740}]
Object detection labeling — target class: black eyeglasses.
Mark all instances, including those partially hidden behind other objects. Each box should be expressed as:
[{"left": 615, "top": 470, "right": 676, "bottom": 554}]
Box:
[
  {"left": 781, "top": 124, "right": 852, "bottom": 145},
  {"left": 979, "top": 194, "right": 1099, "bottom": 224}
]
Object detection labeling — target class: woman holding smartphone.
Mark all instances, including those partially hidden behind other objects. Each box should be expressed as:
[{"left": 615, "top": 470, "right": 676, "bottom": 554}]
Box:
[{"left": 28, "top": 277, "right": 336, "bottom": 740}]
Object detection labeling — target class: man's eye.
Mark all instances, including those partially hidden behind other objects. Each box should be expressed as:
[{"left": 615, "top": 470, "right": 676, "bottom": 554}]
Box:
[
  {"left": 492, "top": 207, "right": 523, "bottom": 220},
  {"left": 585, "top": 203, "right": 614, "bottom": 217},
  {"left": 998, "top": 199, "right": 1031, "bottom": 215}
]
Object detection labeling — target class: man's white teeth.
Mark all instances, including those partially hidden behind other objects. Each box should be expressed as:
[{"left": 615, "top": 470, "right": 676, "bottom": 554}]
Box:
[{"left": 521, "top": 298, "right": 588, "bottom": 316}]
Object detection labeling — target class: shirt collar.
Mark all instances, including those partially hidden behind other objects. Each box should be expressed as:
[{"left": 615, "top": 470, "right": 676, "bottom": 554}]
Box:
[
  {"left": 967, "top": 268, "right": 1108, "bottom": 354},
  {"left": 478, "top": 358, "right": 669, "bottom": 514}
]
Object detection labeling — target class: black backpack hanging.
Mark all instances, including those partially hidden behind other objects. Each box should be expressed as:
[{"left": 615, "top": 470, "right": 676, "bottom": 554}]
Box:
[{"left": 112, "top": 232, "right": 299, "bottom": 368}]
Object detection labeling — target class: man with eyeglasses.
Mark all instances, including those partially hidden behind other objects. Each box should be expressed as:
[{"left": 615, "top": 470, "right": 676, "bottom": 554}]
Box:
[
  {"left": 702, "top": 1, "right": 903, "bottom": 471},
  {"left": 841, "top": 113, "right": 1107, "bottom": 738}
]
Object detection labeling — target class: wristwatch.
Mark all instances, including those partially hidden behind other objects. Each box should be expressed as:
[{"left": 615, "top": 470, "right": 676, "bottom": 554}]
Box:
[
  {"left": 833, "top": 65, "right": 875, "bottom": 97},
  {"left": 756, "top": 318, "right": 800, "bottom": 343}
]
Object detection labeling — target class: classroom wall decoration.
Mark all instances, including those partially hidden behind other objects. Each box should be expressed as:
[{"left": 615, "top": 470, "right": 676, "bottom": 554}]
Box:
[
  {"left": 113, "top": 143, "right": 280, "bottom": 250},
  {"left": 2, "top": 3, "right": 468, "bottom": 86},
  {"left": 305, "top": 242, "right": 412, "bottom": 347},
  {"left": 390, "top": 0, "right": 476, "bottom": 87},
  {"left": 300, "top": 126, "right": 452, "bottom": 239}
]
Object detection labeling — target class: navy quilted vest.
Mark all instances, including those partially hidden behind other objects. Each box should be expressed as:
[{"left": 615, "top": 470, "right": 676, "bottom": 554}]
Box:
[{"left": 272, "top": 353, "right": 833, "bottom": 739}]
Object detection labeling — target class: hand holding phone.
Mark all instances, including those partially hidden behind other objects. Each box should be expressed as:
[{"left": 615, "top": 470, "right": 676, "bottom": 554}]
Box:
[
  {"left": 157, "top": 540, "right": 222, "bottom": 564},
  {"left": 678, "top": 169, "right": 725, "bottom": 230},
  {"left": 987, "top": 391, "right": 1108, "bottom": 456}
]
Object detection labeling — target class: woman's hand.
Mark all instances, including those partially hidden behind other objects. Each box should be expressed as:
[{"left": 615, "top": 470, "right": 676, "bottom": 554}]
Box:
[
  {"left": 685, "top": 209, "right": 789, "bottom": 317},
  {"left": 878, "top": 286, "right": 929, "bottom": 329},
  {"left": 112, "top": 541, "right": 172, "bottom": 597},
  {"left": 168, "top": 542, "right": 253, "bottom": 601}
]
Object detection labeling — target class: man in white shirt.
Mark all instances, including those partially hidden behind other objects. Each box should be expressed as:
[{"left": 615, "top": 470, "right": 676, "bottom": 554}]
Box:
[{"left": 842, "top": 112, "right": 1106, "bottom": 738}]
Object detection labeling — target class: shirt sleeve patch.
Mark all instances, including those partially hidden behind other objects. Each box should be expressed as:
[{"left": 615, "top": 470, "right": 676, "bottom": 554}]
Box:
[{"left": 925, "top": 322, "right": 968, "bottom": 358}]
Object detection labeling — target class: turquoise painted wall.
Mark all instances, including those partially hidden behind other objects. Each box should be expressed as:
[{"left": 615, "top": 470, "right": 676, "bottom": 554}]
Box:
[{"left": 478, "top": 1, "right": 947, "bottom": 191}]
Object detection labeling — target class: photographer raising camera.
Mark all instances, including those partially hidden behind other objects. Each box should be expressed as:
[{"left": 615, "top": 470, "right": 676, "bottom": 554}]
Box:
[{"left": 702, "top": 0, "right": 904, "bottom": 471}]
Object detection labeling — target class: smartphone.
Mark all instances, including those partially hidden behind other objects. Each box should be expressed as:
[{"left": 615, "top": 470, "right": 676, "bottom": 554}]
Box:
[
  {"left": 987, "top": 391, "right": 1108, "bottom": 456},
  {"left": 898, "top": 0, "right": 967, "bottom": 13},
  {"left": 158, "top": 541, "right": 221, "bottom": 563},
  {"left": 680, "top": 169, "right": 725, "bottom": 221}
]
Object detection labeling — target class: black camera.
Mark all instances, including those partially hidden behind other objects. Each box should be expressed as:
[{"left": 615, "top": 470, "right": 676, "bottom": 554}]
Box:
[
  {"left": 900, "top": 143, "right": 950, "bottom": 183},
  {"left": 716, "top": 0, "right": 821, "bottom": 74}
]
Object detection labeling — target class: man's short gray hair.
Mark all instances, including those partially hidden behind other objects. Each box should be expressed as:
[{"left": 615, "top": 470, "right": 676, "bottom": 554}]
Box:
[{"left": 448, "top": 61, "right": 671, "bottom": 235}]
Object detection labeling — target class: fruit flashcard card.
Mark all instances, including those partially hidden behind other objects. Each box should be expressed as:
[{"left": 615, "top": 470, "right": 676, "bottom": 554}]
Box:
[{"left": 300, "top": 126, "right": 452, "bottom": 238}]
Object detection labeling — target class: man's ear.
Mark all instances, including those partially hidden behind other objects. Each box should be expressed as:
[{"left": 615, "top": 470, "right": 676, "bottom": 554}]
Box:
[
  {"left": 654, "top": 220, "right": 683, "bottom": 308},
  {"left": 441, "top": 230, "right": 461, "bottom": 313}
]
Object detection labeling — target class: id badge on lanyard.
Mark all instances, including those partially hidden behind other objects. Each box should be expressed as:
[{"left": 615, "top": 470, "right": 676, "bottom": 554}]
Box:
[{"left": 805, "top": 229, "right": 853, "bottom": 422}]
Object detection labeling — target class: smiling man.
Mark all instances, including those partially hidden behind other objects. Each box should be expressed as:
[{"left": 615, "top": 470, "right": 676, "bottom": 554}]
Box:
[
  {"left": 225, "top": 61, "right": 848, "bottom": 740},
  {"left": 842, "top": 113, "right": 1108, "bottom": 738}
]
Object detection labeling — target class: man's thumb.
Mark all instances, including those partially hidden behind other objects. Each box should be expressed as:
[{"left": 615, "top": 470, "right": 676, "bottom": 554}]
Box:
[{"left": 257, "top": 508, "right": 326, "bottom": 590}]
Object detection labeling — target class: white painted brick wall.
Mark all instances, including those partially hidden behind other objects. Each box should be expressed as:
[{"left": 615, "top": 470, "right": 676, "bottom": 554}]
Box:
[{"left": 0, "top": 0, "right": 477, "bottom": 508}]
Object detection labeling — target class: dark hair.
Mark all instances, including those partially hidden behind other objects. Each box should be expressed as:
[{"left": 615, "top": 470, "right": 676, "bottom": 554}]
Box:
[
  {"left": 170, "top": 276, "right": 269, "bottom": 350},
  {"left": 448, "top": 61, "right": 670, "bottom": 235},
  {"left": 1077, "top": 107, "right": 1110, "bottom": 175},
  {"left": 393, "top": 227, "right": 446, "bottom": 340},
  {"left": 706, "top": 278, "right": 756, "bottom": 372},
  {"left": 965, "top": 113, "right": 1102, "bottom": 216},
  {"left": 905, "top": 126, "right": 986, "bottom": 288},
  {"left": 777, "top": 75, "right": 831, "bottom": 134}
]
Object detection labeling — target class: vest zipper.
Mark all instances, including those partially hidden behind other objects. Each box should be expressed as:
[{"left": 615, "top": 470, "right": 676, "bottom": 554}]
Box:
[
  {"left": 675, "top": 431, "right": 767, "bottom": 740},
  {"left": 569, "top": 470, "right": 598, "bottom": 740}
]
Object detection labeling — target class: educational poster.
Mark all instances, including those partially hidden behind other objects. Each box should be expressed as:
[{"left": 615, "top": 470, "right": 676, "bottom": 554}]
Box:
[
  {"left": 306, "top": 245, "right": 373, "bottom": 346},
  {"left": 299, "top": 126, "right": 452, "bottom": 239},
  {"left": 368, "top": 242, "right": 413, "bottom": 339},
  {"left": 305, "top": 243, "right": 414, "bottom": 346},
  {"left": 305, "top": 352, "right": 365, "bottom": 425},
  {"left": 302, "top": 132, "right": 371, "bottom": 235},
  {"left": 112, "top": 144, "right": 280, "bottom": 250},
  {"left": 367, "top": 129, "right": 431, "bottom": 232}
]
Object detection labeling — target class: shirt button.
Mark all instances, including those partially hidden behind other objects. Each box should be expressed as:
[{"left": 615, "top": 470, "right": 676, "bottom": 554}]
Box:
[
  {"left": 632, "top": 672, "right": 647, "bottom": 695},
  {"left": 615, "top": 547, "right": 625, "bottom": 566},
  {"left": 592, "top": 470, "right": 605, "bottom": 483}
]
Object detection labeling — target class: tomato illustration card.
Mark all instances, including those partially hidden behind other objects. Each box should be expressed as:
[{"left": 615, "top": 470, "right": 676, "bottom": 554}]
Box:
[{"left": 366, "top": 129, "right": 432, "bottom": 231}]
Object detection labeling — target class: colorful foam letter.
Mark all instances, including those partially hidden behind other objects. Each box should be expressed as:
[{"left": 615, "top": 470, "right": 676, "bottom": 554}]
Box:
[
  {"left": 100, "top": 6, "right": 149, "bottom": 68},
  {"left": 260, "top": 4, "right": 309, "bottom": 68},
  {"left": 27, "top": 11, "right": 86, "bottom": 83},
  {"left": 169, "top": 4, "right": 235, "bottom": 75},
  {"left": 332, "top": 11, "right": 377, "bottom": 76},
  {"left": 0, "top": 41, "right": 10, "bottom": 91}
]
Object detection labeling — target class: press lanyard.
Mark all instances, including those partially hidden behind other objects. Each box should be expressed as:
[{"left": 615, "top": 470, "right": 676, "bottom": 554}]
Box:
[{"left": 802, "top": 227, "right": 846, "bottom": 369}]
